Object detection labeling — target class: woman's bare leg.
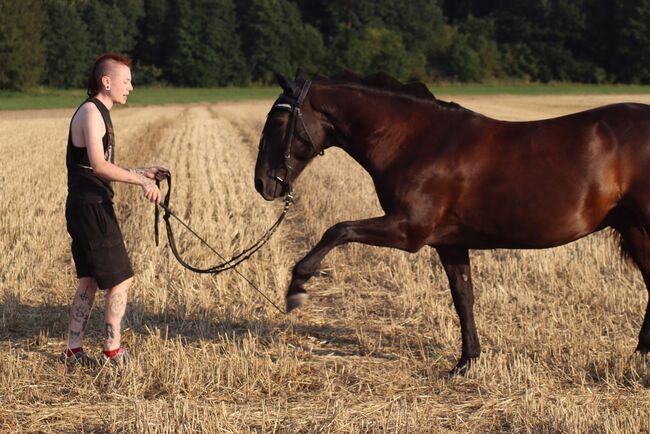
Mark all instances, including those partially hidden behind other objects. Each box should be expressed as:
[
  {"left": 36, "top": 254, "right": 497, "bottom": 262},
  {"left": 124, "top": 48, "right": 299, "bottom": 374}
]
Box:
[
  {"left": 67, "top": 277, "right": 98, "bottom": 349},
  {"left": 104, "top": 277, "right": 132, "bottom": 351}
]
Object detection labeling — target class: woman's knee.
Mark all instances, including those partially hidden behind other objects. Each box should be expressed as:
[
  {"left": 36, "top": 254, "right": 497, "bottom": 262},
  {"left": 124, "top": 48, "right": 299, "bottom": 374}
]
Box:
[
  {"left": 120, "top": 276, "right": 134, "bottom": 290},
  {"left": 108, "top": 276, "right": 133, "bottom": 295},
  {"left": 78, "top": 277, "right": 98, "bottom": 293}
]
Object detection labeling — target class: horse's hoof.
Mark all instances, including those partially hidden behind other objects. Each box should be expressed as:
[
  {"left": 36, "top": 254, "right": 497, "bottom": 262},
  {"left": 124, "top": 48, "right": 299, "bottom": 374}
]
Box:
[
  {"left": 447, "top": 356, "right": 478, "bottom": 377},
  {"left": 447, "top": 364, "right": 468, "bottom": 377},
  {"left": 286, "top": 293, "right": 309, "bottom": 313}
]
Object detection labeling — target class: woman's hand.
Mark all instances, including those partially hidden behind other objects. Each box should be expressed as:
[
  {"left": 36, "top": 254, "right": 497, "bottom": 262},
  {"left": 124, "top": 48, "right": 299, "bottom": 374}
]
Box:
[
  {"left": 144, "top": 166, "right": 171, "bottom": 181},
  {"left": 128, "top": 166, "right": 169, "bottom": 202},
  {"left": 141, "top": 178, "right": 162, "bottom": 204}
]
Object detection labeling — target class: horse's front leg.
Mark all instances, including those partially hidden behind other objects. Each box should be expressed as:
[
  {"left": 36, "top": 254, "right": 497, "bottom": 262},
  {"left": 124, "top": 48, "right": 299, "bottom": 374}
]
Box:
[{"left": 287, "top": 214, "right": 417, "bottom": 312}]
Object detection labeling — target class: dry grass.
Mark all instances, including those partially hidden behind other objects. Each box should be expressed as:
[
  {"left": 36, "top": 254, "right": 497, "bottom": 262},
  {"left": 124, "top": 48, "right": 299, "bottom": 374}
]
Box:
[{"left": 2, "top": 94, "right": 650, "bottom": 433}]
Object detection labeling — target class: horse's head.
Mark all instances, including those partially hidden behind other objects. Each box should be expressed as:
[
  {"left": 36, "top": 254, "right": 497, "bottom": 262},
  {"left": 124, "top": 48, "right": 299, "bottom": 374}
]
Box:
[{"left": 254, "top": 70, "right": 331, "bottom": 201}]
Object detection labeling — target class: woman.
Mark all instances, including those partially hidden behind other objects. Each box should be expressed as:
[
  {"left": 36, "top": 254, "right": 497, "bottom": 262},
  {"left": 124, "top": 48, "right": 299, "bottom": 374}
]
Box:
[{"left": 61, "top": 52, "right": 169, "bottom": 369}]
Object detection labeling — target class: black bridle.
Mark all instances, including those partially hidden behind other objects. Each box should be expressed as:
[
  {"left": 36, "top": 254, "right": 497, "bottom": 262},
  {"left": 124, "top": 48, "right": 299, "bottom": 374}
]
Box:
[{"left": 262, "top": 79, "right": 323, "bottom": 196}]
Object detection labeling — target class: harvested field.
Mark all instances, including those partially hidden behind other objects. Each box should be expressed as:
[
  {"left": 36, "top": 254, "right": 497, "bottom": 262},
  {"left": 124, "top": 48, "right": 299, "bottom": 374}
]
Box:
[{"left": 2, "top": 94, "right": 650, "bottom": 432}]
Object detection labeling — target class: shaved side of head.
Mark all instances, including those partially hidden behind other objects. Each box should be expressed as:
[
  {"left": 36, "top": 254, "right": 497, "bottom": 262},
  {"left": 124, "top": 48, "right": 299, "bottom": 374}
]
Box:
[{"left": 86, "top": 53, "right": 132, "bottom": 96}]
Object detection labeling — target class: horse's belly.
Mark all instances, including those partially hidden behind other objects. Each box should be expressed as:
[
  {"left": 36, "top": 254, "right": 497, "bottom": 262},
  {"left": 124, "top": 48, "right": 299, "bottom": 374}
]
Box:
[
  {"left": 432, "top": 222, "right": 597, "bottom": 249},
  {"left": 438, "top": 158, "right": 621, "bottom": 248},
  {"left": 433, "top": 195, "right": 613, "bottom": 249}
]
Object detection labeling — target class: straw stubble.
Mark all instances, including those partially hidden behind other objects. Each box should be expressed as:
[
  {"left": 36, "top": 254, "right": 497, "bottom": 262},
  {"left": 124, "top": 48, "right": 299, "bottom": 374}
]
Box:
[{"left": 2, "top": 95, "right": 650, "bottom": 432}]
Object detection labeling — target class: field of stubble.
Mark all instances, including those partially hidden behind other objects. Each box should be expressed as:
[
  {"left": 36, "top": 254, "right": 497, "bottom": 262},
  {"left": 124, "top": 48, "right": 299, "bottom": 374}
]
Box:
[{"left": 2, "top": 94, "right": 650, "bottom": 433}]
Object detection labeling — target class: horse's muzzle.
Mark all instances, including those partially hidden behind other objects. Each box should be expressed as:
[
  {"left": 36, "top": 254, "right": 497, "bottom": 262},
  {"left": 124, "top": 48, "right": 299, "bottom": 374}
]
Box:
[
  {"left": 255, "top": 176, "right": 275, "bottom": 201},
  {"left": 255, "top": 170, "right": 289, "bottom": 201}
]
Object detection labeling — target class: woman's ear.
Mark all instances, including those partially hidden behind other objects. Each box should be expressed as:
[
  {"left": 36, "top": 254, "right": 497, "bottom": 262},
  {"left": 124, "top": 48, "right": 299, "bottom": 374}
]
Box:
[{"left": 101, "top": 75, "right": 111, "bottom": 89}]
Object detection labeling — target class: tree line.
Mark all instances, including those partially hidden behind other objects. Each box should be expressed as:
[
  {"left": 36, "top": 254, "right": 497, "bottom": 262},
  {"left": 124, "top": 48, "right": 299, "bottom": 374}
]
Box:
[{"left": 1, "top": 0, "right": 649, "bottom": 90}]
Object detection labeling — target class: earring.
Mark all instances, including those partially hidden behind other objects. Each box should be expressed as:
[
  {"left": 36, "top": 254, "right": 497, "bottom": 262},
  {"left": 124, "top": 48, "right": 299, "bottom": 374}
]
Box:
[{"left": 106, "top": 85, "right": 110, "bottom": 91}]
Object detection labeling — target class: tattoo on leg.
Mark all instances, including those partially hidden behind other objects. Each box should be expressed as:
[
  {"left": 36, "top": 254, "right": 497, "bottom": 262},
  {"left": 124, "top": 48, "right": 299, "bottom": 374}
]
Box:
[
  {"left": 71, "top": 306, "right": 86, "bottom": 323},
  {"left": 106, "top": 323, "right": 115, "bottom": 340},
  {"left": 109, "top": 292, "right": 127, "bottom": 315},
  {"left": 67, "top": 284, "right": 96, "bottom": 346}
]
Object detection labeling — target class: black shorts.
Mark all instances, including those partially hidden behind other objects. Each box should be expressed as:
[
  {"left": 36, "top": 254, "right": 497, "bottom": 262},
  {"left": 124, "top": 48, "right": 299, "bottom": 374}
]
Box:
[{"left": 65, "top": 199, "right": 134, "bottom": 289}]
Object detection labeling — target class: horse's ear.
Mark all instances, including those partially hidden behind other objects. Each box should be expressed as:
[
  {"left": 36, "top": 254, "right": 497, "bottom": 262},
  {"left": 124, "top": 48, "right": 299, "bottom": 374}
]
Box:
[
  {"left": 295, "top": 68, "right": 309, "bottom": 82},
  {"left": 275, "top": 71, "right": 301, "bottom": 97},
  {"left": 275, "top": 72, "right": 290, "bottom": 91}
]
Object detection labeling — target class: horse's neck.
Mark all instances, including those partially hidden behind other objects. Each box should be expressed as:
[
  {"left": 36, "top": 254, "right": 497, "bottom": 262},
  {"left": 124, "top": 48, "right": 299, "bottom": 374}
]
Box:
[{"left": 315, "top": 85, "right": 443, "bottom": 173}]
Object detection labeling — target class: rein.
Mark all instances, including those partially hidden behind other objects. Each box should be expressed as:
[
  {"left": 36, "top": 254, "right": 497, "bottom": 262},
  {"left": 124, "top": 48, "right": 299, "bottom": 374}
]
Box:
[
  {"left": 154, "top": 175, "right": 292, "bottom": 314},
  {"left": 153, "top": 79, "right": 318, "bottom": 315}
]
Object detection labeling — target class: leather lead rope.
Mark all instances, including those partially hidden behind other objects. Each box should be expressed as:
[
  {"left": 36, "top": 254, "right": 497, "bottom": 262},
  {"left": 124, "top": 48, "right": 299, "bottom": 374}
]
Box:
[{"left": 154, "top": 175, "right": 290, "bottom": 314}]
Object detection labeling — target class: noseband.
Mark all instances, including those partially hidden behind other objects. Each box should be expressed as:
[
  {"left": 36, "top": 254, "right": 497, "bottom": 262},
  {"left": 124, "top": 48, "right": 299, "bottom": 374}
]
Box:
[{"left": 262, "top": 80, "right": 323, "bottom": 195}]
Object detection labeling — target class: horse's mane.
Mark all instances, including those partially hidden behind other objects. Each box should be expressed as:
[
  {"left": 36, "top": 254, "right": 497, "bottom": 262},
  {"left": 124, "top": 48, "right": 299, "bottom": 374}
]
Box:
[{"left": 317, "top": 70, "right": 466, "bottom": 111}]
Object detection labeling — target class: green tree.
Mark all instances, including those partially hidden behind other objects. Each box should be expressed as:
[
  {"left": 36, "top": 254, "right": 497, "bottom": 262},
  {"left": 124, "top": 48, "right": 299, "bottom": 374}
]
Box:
[
  {"left": 79, "top": 0, "right": 144, "bottom": 56},
  {"left": 614, "top": 0, "right": 650, "bottom": 83},
  {"left": 379, "top": 0, "right": 450, "bottom": 80},
  {"left": 239, "top": 0, "right": 324, "bottom": 83},
  {"left": 0, "top": 0, "right": 45, "bottom": 89},
  {"left": 443, "top": 16, "right": 502, "bottom": 82},
  {"left": 134, "top": 0, "right": 170, "bottom": 70},
  {"left": 165, "top": 0, "right": 247, "bottom": 86},
  {"left": 328, "top": 26, "right": 414, "bottom": 81},
  {"left": 488, "top": 0, "right": 609, "bottom": 83},
  {"left": 446, "top": 35, "right": 482, "bottom": 82},
  {"left": 291, "top": 24, "right": 327, "bottom": 76},
  {"left": 43, "top": 0, "right": 92, "bottom": 88},
  {"left": 296, "top": 0, "right": 448, "bottom": 81}
]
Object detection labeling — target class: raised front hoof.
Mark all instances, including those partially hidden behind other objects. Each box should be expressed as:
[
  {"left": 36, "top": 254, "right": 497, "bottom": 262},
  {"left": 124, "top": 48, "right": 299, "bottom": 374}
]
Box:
[
  {"left": 286, "top": 292, "right": 309, "bottom": 314},
  {"left": 447, "top": 355, "right": 479, "bottom": 377}
]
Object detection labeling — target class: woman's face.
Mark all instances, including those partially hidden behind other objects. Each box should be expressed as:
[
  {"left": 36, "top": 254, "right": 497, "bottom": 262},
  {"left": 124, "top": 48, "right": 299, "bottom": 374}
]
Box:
[{"left": 105, "top": 63, "right": 133, "bottom": 104}]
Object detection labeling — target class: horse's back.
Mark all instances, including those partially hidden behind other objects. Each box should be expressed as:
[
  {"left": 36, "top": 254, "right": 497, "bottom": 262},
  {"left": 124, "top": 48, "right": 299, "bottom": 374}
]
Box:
[{"left": 413, "top": 102, "right": 650, "bottom": 249}]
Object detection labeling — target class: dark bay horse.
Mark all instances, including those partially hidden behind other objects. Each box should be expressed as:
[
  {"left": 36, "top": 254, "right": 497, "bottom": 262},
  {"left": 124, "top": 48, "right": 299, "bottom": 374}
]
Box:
[{"left": 254, "top": 70, "right": 650, "bottom": 373}]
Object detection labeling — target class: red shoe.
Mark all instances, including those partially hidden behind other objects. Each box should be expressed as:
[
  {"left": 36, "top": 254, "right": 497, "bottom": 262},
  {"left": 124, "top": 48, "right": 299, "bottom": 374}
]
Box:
[{"left": 100, "top": 347, "right": 130, "bottom": 367}]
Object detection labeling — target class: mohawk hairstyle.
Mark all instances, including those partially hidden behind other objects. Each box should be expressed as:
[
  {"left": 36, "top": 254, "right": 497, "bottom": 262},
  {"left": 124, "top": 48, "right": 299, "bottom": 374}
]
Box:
[{"left": 86, "top": 52, "right": 132, "bottom": 97}]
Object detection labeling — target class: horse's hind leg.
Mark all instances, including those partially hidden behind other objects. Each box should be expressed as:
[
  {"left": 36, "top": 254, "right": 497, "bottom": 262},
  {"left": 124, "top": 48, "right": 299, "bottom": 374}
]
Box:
[
  {"left": 615, "top": 221, "right": 650, "bottom": 353},
  {"left": 436, "top": 246, "right": 481, "bottom": 374}
]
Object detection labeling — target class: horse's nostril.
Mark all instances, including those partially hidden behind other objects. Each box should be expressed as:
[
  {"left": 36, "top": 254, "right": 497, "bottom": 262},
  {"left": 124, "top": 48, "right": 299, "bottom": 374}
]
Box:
[{"left": 255, "top": 178, "right": 264, "bottom": 193}]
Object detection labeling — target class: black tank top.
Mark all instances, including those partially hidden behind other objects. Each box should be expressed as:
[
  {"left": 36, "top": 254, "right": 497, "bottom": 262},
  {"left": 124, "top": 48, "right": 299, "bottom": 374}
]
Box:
[{"left": 66, "top": 97, "right": 115, "bottom": 203}]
